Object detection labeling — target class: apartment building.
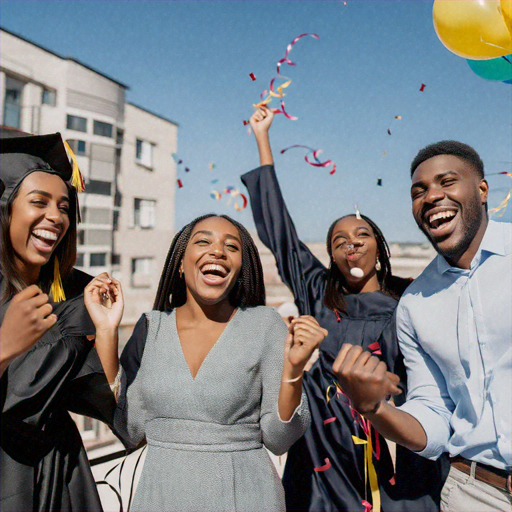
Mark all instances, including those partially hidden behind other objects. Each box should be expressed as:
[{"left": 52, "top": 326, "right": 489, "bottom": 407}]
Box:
[{"left": 1, "top": 27, "right": 177, "bottom": 448}]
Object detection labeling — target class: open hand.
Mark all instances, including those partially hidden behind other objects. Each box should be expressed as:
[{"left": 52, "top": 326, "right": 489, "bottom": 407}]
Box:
[
  {"left": 0, "top": 285, "right": 56, "bottom": 369},
  {"left": 84, "top": 273, "right": 124, "bottom": 333},
  {"left": 333, "top": 343, "right": 401, "bottom": 414},
  {"left": 285, "top": 315, "right": 328, "bottom": 371}
]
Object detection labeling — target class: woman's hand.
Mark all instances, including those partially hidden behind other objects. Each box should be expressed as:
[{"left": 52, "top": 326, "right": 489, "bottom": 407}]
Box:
[
  {"left": 84, "top": 273, "right": 124, "bottom": 334},
  {"left": 250, "top": 106, "right": 274, "bottom": 138},
  {"left": 285, "top": 315, "right": 328, "bottom": 372},
  {"left": 0, "top": 285, "right": 56, "bottom": 374}
]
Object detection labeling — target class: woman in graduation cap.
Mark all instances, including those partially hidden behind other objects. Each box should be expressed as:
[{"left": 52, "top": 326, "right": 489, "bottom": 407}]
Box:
[
  {"left": 0, "top": 133, "right": 123, "bottom": 512},
  {"left": 241, "top": 107, "right": 448, "bottom": 512}
]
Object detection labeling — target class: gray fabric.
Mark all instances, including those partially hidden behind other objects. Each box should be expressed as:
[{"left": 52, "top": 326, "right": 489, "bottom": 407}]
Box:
[
  {"left": 115, "top": 306, "right": 310, "bottom": 511},
  {"left": 441, "top": 465, "right": 512, "bottom": 512}
]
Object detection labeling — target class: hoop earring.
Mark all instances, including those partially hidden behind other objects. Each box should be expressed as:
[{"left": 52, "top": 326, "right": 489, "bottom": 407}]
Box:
[{"left": 375, "top": 258, "right": 381, "bottom": 271}]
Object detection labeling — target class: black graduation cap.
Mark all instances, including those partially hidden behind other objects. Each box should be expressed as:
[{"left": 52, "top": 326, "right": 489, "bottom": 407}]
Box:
[
  {"left": 0, "top": 133, "right": 83, "bottom": 206},
  {"left": 0, "top": 133, "right": 85, "bottom": 302}
]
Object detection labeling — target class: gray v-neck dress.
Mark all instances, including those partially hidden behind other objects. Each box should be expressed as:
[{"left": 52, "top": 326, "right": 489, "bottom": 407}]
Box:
[{"left": 115, "top": 306, "right": 310, "bottom": 511}]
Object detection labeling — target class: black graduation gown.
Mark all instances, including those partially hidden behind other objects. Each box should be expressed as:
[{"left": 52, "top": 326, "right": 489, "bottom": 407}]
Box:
[
  {"left": 0, "top": 270, "right": 118, "bottom": 512},
  {"left": 241, "top": 165, "right": 449, "bottom": 512}
]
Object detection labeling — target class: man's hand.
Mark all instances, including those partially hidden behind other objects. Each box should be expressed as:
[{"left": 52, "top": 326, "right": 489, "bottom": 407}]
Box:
[{"left": 333, "top": 343, "right": 402, "bottom": 414}]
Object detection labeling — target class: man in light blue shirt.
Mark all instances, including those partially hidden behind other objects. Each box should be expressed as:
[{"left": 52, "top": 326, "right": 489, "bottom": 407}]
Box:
[{"left": 333, "top": 141, "right": 511, "bottom": 511}]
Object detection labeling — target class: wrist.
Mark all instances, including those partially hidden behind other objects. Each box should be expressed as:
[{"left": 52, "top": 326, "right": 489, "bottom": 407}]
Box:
[{"left": 356, "top": 400, "right": 383, "bottom": 416}]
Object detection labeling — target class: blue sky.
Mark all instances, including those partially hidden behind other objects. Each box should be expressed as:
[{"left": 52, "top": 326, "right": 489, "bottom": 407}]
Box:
[{"left": 1, "top": 0, "right": 511, "bottom": 242}]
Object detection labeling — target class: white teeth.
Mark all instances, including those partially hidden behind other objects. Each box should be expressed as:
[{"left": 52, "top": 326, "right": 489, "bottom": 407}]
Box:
[
  {"left": 201, "top": 263, "right": 228, "bottom": 276},
  {"left": 429, "top": 211, "right": 456, "bottom": 224},
  {"left": 32, "top": 229, "right": 58, "bottom": 241}
]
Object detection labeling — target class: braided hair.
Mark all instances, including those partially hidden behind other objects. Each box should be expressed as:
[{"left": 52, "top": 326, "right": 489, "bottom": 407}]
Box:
[
  {"left": 153, "top": 213, "right": 265, "bottom": 311},
  {"left": 324, "top": 214, "right": 410, "bottom": 313}
]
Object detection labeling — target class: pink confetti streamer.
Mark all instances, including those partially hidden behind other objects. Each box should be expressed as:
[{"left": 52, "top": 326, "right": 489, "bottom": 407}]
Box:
[
  {"left": 281, "top": 145, "right": 336, "bottom": 175},
  {"left": 362, "top": 499, "right": 372, "bottom": 512},
  {"left": 277, "top": 33, "right": 320, "bottom": 75},
  {"left": 313, "top": 458, "right": 332, "bottom": 472},
  {"left": 323, "top": 417, "right": 337, "bottom": 425}
]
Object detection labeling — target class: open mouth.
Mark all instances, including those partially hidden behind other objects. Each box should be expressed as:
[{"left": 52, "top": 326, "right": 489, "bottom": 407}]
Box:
[
  {"left": 425, "top": 209, "right": 458, "bottom": 237},
  {"left": 199, "top": 262, "right": 230, "bottom": 284},
  {"left": 31, "top": 228, "right": 59, "bottom": 253}
]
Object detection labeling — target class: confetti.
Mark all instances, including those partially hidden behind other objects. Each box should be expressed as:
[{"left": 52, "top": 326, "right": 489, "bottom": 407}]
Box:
[
  {"left": 185, "top": 167, "right": 190, "bottom": 173},
  {"left": 377, "top": 178, "right": 382, "bottom": 186},
  {"left": 368, "top": 341, "right": 381, "bottom": 355},
  {"left": 177, "top": 179, "right": 183, "bottom": 188},
  {"left": 489, "top": 172, "right": 512, "bottom": 217},
  {"left": 211, "top": 178, "right": 219, "bottom": 184},
  {"left": 420, "top": 83, "right": 426, "bottom": 92},
  {"left": 323, "top": 417, "right": 337, "bottom": 425},
  {"left": 362, "top": 500, "right": 372, "bottom": 512},
  {"left": 243, "top": 120, "right": 250, "bottom": 126},
  {"left": 249, "top": 72, "right": 256, "bottom": 81},
  {"left": 281, "top": 144, "right": 336, "bottom": 175},
  {"left": 234, "top": 193, "right": 248, "bottom": 211},
  {"left": 354, "top": 204, "right": 362, "bottom": 220},
  {"left": 210, "top": 190, "right": 222, "bottom": 200},
  {"left": 209, "top": 162, "right": 216, "bottom": 170},
  {"left": 313, "top": 458, "right": 332, "bottom": 472},
  {"left": 276, "top": 33, "right": 320, "bottom": 74}
]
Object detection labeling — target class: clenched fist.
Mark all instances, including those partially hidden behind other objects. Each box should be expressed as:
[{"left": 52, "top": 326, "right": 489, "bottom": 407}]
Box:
[{"left": 0, "top": 285, "right": 56, "bottom": 374}]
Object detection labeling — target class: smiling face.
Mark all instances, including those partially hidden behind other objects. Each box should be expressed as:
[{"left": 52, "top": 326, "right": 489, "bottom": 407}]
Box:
[
  {"left": 410, "top": 154, "right": 488, "bottom": 266},
  {"left": 9, "top": 171, "right": 70, "bottom": 282},
  {"left": 181, "top": 216, "right": 243, "bottom": 307},
  {"left": 330, "top": 216, "right": 379, "bottom": 290}
]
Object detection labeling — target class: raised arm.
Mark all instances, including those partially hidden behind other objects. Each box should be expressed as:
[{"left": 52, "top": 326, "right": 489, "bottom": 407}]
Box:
[{"left": 241, "top": 107, "right": 327, "bottom": 316}]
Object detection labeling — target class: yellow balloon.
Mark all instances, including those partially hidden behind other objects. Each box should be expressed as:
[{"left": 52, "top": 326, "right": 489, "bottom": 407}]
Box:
[
  {"left": 433, "top": 0, "right": 512, "bottom": 59},
  {"left": 501, "top": 0, "right": 512, "bottom": 37}
]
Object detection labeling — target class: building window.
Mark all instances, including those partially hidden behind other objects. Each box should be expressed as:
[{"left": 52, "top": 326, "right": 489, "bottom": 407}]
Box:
[
  {"left": 133, "top": 198, "right": 156, "bottom": 229},
  {"left": 67, "top": 139, "right": 86, "bottom": 156},
  {"left": 90, "top": 253, "right": 106, "bottom": 267},
  {"left": 112, "top": 253, "right": 121, "bottom": 265},
  {"left": 3, "top": 76, "right": 24, "bottom": 129},
  {"left": 42, "top": 89, "right": 57, "bottom": 106},
  {"left": 131, "top": 257, "right": 153, "bottom": 288},
  {"left": 76, "top": 253, "right": 84, "bottom": 266},
  {"left": 135, "top": 139, "right": 154, "bottom": 168},
  {"left": 87, "top": 180, "right": 111, "bottom": 196},
  {"left": 67, "top": 114, "right": 87, "bottom": 133},
  {"left": 93, "top": 120, "right": 113, "bottom": 138},
  {"left": 78, "top": 230, "right": 85, "bottom": 245}
]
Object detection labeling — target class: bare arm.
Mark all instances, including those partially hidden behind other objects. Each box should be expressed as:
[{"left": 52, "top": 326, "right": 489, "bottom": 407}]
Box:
[
  {"left": 250, "top": 107, "right": 274, "bottom": 166},
  {"left": 278, "top": 316, "right": 327, "bottom": 420},
  {"left": 333, "top": 343, "right": 427, "bottom": 452},
  {"left": 84, "top": 273, "right": 123, "bottom": 384}
]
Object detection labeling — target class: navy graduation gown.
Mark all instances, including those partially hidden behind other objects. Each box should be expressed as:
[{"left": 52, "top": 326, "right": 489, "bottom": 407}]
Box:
[{"left": 241, "top": 165, "right": 448, "bottom": 512}]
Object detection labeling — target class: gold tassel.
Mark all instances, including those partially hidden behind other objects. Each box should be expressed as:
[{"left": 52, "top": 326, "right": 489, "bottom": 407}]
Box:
[
  {"left": 64, "top": 140, "right": 85, "bottom": 193},
  {"left": 50, "top": 258, "right": 66, "bottom": 302}
]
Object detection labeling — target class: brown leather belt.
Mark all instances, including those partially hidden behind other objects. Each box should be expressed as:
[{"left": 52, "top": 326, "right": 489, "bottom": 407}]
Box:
[{"left": 451, "top": 456, "right": 512, "bottom": 494}]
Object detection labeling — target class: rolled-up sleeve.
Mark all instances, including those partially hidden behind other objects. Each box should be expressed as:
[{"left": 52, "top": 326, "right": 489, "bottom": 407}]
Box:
[
  {"left": 259, "top": 310, "right": 310, "bottom": 456},
  {"left": 396, "top": 302, "right": 454, "bottom": 460}
]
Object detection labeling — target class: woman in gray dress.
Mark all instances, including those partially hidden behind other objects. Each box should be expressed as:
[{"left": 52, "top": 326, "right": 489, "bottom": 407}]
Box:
[{"left": 86, "top": 213, "right": 327, "bottom": 511}]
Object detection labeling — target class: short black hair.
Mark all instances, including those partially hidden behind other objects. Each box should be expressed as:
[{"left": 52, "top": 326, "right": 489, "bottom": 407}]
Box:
[
  {"left": 324, "top": 214, "right": 410, "bottom": 312},
  {"left": 410, "top": 141, "right": 484, "bottom": 179},
  {"left": 153, "top": 213, "right": 265, "bottom": 311}
]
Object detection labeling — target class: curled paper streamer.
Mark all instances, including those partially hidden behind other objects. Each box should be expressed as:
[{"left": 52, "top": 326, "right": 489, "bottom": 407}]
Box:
[
  {"left": 489, "top": 172, "right": 512, "bottom": 217},
  {"left": 313, "top": 458, "right": 332, "bottom": 472},
  {"left": 281, "top": 145, "right": 336, "bottom": 175}
]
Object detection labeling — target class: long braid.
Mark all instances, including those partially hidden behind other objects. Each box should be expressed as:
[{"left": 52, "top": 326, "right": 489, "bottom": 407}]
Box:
[{"left": 153, "top": 213, "right": 265, "bottom": 312}]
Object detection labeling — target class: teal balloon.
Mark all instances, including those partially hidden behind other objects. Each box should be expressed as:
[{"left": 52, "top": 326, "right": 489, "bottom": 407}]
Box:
[{"left": 466, "top": 55, "right": 512, "bottom": 82}]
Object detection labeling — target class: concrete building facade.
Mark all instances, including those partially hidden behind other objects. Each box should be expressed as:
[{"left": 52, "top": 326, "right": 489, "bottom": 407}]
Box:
[{"left": 1, "top": 27, "right": 177, "bottom": 448}]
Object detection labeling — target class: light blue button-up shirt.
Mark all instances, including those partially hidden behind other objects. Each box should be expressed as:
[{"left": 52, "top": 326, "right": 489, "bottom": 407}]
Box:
[{"left": 397, "top": 220, "right": 511, "bottom": 471}]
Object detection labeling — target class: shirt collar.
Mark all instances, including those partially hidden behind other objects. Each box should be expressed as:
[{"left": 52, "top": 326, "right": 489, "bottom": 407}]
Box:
[{"left": 436, "top": 220, "right": 509, "bottom": 275}]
